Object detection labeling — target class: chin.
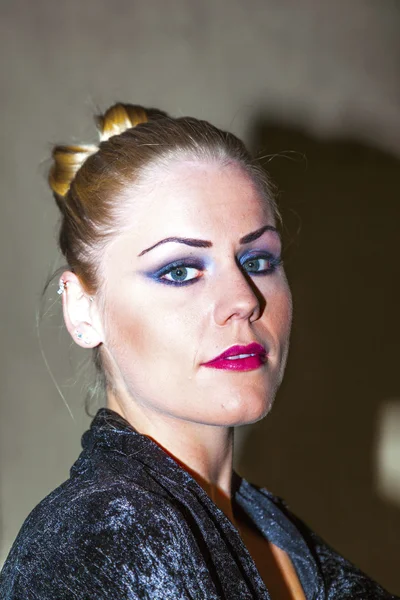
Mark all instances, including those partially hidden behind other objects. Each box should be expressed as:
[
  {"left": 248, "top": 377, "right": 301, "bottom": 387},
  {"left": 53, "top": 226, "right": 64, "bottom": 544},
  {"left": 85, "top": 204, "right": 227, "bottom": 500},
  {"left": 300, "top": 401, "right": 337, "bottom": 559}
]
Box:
[
  {"left": 211, "top": 389, "right": 275, "bottom": 427},
  {"left": 196, "top": 361, "right": 283, "bottom": 425}
]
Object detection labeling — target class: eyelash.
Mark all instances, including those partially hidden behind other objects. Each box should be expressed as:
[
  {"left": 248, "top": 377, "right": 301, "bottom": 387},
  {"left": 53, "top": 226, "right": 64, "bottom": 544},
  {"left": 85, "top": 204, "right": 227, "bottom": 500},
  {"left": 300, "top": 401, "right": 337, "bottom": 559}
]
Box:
[{"left": 151, "top": 253, "right": 282, "bottom": 287}]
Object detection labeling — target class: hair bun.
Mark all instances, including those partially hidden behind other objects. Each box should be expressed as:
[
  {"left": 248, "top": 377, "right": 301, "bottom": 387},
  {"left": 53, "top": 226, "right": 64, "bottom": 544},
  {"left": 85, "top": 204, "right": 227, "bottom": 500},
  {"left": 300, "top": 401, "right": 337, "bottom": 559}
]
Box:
[
  {"left": 48, "top": 144, "right": 98, "bottom": 199},
  {"left": 48, "top": 104, "right": 151, "bottom": 200},
  {"left": 97, "top": 103, "right": 149, "bottom": 142}
]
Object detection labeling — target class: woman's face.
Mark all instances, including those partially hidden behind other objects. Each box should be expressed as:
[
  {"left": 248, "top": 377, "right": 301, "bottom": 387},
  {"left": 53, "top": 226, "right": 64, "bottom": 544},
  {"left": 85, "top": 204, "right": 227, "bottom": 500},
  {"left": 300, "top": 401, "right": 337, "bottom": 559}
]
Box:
[{"left": 99, "top": 159, "right": 292, "bottom": 428}]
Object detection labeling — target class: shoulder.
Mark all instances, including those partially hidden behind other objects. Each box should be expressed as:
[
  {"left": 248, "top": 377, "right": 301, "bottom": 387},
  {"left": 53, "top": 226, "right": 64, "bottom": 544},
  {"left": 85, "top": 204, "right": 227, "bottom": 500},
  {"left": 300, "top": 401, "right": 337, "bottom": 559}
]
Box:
[
  {"left": 5, "top": 471, "right": 185, "bottom": 548},
  {"left": 0, "top": 474, "right": 196, "bottom": 599}
]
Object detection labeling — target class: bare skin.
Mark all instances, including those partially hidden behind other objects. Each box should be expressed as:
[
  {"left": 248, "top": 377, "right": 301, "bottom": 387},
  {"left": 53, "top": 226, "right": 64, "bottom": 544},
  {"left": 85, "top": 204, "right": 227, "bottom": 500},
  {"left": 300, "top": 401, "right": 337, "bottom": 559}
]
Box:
[
  {"left": 189, "top": 473, "right": 305, "bottom": 599},
  {"left": 237, "top": 517, "right": 307, "bottom": 600},
  {"left": 61, "top": 159, "right": 299, "bottom": 596}
]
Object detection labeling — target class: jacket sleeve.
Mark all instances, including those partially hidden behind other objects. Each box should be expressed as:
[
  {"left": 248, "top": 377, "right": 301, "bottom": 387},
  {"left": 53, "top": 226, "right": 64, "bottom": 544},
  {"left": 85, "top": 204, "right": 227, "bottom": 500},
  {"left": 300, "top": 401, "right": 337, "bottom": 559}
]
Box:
[
  {"left": 306, "top": 527, "right": 398, "bottom": 600},
  {"left": 0, "top": 486, "right": 208, "bottom": 600},
  {"left": 271, "top": 495, "right": 399, "bottom": 600}
]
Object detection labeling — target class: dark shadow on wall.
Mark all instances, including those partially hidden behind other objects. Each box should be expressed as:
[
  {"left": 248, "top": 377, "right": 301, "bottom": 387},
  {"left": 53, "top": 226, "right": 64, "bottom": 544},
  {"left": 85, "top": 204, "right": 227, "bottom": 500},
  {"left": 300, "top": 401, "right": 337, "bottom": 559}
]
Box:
[{"left": 236, "top": 117, "right": 400, "bottom": 595}]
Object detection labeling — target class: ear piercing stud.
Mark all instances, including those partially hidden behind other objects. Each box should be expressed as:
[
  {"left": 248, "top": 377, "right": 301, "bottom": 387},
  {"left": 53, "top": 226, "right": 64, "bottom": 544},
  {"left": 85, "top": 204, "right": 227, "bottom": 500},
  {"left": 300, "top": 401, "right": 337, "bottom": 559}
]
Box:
[
  {"left": 75, "top": 330, "right": 91, "bottom": 345},
  {"left": 57, "top": 279, "right": 94, "bottom": 302},
  {"left": 57, "top": 279, "right": 67, "bottom": 295}
]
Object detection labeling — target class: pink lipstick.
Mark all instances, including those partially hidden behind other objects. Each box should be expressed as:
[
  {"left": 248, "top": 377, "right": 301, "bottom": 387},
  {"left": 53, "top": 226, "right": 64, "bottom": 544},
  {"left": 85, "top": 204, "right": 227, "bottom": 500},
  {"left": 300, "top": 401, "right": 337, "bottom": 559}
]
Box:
[{"left": 201, "top": 342, "right": 267, "bottom": 371}]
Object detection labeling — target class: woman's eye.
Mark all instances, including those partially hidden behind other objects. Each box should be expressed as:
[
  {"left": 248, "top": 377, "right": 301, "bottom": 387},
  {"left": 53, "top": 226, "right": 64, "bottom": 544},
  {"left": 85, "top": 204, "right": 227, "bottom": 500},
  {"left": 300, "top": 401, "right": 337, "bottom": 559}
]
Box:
[
  {"left": 242, "top": 255, "right": 278, "bottom": 274},
  {"left": 161, "top": 266, "right": 201, "bottom": 284},
  {"left": 152, "top": 254, "right": 279, "bottom": 286}
]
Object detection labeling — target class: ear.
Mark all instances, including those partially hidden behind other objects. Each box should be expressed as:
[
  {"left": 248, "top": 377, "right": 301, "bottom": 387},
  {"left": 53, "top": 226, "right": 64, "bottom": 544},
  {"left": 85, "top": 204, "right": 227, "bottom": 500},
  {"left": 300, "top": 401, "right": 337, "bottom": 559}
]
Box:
[{"left": 59, "top": 271, "right": 104, "bottom": 348}]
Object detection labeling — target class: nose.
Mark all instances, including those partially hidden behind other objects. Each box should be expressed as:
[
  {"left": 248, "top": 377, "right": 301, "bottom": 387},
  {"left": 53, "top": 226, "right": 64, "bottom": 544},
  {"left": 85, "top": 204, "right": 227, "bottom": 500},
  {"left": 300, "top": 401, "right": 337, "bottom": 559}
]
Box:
[{"left": 213, "top": 264, "right": 264, "bottom": 326}]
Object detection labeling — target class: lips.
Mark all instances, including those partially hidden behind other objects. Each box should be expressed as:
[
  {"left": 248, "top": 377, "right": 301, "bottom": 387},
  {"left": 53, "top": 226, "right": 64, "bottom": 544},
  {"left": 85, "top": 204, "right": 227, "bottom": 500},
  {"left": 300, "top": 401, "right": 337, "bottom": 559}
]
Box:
[{"left": 202, "top": 343, "right": 267, "bottom": 371}]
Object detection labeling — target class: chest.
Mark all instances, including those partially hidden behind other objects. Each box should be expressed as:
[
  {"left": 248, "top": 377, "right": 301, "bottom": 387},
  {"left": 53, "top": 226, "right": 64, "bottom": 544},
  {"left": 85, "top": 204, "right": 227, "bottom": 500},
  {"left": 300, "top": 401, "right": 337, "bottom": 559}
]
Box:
[{"left": 237, "top": 519, "right": 307, "bottom": 600}]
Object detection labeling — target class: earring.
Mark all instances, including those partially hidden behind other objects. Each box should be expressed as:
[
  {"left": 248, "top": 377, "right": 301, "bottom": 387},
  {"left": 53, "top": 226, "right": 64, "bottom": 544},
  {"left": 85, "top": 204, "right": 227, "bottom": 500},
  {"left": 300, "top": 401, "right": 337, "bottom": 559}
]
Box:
[
  {"left": 57, "top": 279, "right": 67, "bottom": 295},
  {"left": 75, "top": 330, "right": 91, "bottom": 345},
  {"left": 58, "top": 280, "right": 94, "bottom": 303}
]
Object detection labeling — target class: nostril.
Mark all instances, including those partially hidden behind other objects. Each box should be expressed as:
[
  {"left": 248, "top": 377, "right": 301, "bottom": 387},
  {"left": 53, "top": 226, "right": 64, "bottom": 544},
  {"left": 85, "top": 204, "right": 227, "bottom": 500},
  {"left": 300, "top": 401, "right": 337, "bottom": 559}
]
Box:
[{"left": 214, "top": 286, "right": 262, "bottom": 325}]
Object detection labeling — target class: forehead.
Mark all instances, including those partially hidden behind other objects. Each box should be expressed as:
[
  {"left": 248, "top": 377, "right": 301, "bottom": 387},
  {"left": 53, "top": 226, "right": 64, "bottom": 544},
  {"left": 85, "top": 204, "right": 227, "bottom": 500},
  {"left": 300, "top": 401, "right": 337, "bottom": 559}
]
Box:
[{"left": 124, "top": 159, "right": 273, "bottom": 243}]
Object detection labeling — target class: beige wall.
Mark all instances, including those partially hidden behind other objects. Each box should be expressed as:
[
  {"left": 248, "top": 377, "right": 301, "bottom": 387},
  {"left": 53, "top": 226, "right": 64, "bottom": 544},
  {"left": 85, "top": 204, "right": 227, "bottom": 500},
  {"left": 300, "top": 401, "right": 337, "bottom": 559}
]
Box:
[{"left": 1, "top": 0, "right": 399, "bottom": 593}]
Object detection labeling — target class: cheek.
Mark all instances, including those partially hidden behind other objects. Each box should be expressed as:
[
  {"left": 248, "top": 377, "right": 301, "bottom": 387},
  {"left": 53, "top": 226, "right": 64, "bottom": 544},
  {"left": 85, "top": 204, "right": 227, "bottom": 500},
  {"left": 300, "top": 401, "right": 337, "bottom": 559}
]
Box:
[
  {"left": 263, "top": 277, "right": 293, "bottom": 337},
  {"left": 278, "top": 284, "right": 293, "bottom": 335},
  {"left": 105, "top": 288, "right": 202, "bottom": 373}
]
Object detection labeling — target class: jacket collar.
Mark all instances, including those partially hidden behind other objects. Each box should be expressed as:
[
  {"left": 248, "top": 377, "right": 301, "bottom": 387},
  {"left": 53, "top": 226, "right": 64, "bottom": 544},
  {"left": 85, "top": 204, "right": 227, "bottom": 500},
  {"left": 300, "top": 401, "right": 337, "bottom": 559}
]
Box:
[
  {"left": 74, "top": 407, "right": 322, "bottom": 599},
  {"left": 78, "top": 407, "right": 198, "bottom": 487}
]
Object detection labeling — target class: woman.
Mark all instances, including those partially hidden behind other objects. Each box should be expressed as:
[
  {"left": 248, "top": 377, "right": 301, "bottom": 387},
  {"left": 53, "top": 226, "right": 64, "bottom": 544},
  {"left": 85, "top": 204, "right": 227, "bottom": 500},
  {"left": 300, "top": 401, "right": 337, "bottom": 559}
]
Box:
[{"left": 0, "top": 103, "right": 396, "bottom": 599}]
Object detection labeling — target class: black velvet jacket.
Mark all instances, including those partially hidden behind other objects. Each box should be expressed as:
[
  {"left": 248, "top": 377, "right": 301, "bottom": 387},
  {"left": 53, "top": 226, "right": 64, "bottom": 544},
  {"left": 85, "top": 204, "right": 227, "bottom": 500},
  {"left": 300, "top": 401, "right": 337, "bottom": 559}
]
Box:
[{"left": 0, "top": 408, "right": 397, "bottom": 599}]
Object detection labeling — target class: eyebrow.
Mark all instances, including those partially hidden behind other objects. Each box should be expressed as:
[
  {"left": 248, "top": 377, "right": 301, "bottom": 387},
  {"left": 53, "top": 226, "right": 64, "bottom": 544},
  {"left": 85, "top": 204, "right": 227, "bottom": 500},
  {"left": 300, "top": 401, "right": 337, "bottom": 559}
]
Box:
[{"left": 137, "top": 225, "right": 278, "bottom": 256}]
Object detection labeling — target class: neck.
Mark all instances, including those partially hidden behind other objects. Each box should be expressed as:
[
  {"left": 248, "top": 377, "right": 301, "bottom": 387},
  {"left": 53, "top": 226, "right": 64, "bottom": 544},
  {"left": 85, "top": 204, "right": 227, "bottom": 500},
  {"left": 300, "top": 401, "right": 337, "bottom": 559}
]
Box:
[{"left": 107, "top": 390, "right": 236, "bottom": 519}]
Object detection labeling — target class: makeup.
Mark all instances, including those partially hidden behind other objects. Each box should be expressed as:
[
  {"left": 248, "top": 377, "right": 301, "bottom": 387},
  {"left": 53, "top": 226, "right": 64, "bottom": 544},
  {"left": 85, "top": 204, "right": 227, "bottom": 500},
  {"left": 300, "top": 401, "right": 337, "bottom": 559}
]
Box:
[
  {"left": 144, "top": 257, "right": 205, "bottom": 286},
  {"left": 201, "top": 343, "right": 267, "bottom": 372},
  {"left": 142, "top": 250, "right": 282, "bottom": 287},
  {"left": 137, "top": 224, "right": 279, "bottom": 257},
  {"left": 239, "top": 251, "right": 282, "bottom": 276}
]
